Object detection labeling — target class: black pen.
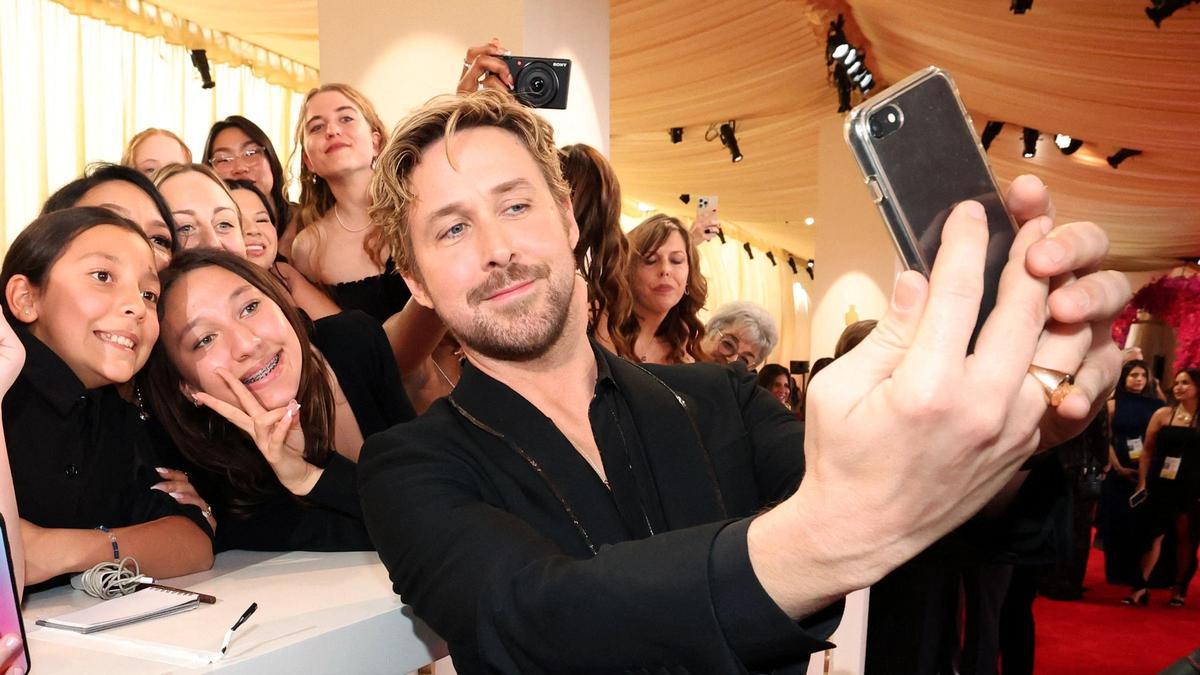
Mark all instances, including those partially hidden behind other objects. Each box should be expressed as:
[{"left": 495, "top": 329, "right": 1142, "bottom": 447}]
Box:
[{"left": 220, "top": 602, "right": 258, "bottom": 655}]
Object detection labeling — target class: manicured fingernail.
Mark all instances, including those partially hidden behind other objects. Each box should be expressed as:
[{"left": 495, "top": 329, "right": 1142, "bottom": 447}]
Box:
[
  {"left": 4, "top": 634, "right": 21, "bottom": 649},
  {"left": 156, "top": 467, "right": 169, "bottom": 475},
  {"left": 1038, "top": 238, "right": 1066, "bottom": 264},
  {"left": 962, "top": 200, "right": 985, "bottom": 220},
  {"left": 151, "top": 484, "right": 166, "bottom": 492},
  {"left": 169, "top": 492, "right": 184, "bottom": 500}
]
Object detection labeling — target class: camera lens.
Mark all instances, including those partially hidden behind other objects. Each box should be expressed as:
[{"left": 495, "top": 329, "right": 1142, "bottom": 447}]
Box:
[
  {"left": 516, "top": 64, "right": 558, "bottom": 107},
  {"left": 868, "top": 105, "right": 903, "bottom": 139}
]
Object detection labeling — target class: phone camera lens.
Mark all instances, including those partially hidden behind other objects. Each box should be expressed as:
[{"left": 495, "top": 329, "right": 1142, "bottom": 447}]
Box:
[{"left": 869, "top": 105, "right": 903, "bottom": 139}]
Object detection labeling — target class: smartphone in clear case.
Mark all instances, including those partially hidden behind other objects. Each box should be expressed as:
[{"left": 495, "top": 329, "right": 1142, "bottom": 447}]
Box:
[
  {"left": 0, "top": 516, "right": 29, "bottom": 672},
  {"left": 844, "top": 67, "right": 1018, "bottom": 348}
]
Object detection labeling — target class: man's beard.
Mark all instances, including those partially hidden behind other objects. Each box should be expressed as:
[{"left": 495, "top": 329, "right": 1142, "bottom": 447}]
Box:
[{"left": 451, "top": 258, "right": 576, "bottom": 362}]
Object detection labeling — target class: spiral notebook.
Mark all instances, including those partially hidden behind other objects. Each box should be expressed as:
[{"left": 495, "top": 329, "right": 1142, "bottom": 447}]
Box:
[{"left": 36, "top": 587, "right": 200, "bottom": 634}]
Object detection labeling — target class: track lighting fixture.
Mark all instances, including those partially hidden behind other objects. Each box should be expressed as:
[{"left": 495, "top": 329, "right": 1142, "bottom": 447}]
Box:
[
  {"left": 719, "top": 122, "right": 743, "bottom": 163},
  {"left": 1106, "top": 148, "right": 1142, "bottom": 168},
  {"left": 1022, "top": 128, "right": 1039, "bottom": 158},
  {"left": 981, "top": 121, "right": 1004, "bottom": 151}
]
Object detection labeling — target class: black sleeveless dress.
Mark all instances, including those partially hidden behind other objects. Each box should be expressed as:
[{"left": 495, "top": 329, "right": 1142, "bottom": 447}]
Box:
[
  {"left": 1148, "top": 422, "right": 1200, "bottom": 527},
  {"left": 1099, "top": 394, "right": 1165, "bottom": 583},
  {"left": 328, "top": 257, "right": 412, "bottom": 323}
]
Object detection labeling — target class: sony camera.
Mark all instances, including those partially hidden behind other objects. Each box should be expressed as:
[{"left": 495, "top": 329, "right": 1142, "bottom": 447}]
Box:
[{"left": 502, "top": 56, "right": 571, "bottom": 109}]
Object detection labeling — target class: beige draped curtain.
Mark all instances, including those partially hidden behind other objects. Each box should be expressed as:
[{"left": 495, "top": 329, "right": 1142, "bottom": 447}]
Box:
[{"left": 0, "top": 0, "right": 305, "bottom": 247}]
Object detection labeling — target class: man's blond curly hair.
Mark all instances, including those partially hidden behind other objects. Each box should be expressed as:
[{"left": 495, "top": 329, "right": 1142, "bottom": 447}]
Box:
[{"left": 369, "top": 90, "right": 571, "bottom": 278}]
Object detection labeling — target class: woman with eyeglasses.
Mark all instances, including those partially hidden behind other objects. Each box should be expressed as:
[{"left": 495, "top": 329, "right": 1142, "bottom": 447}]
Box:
[
  {"left": 701, "top": 301, "right": 779, "bottom": 370},
  {"left": 204, "top": 117, "right": 299, "bottom": 257},
  {"left": 614, "top": 214, "right": 709, "bottom": 365}
]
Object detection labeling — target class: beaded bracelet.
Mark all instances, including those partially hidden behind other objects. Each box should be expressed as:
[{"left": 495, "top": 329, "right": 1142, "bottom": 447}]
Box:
[{"left": 96, "top": 526, "right": 119, "bottom": 561}]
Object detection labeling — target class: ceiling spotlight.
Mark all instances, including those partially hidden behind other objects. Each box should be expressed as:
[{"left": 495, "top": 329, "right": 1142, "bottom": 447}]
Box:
[
  {"left": 1107, "top": 148, "right": 1142, "bottom": 168},
  {"left": 981, "top": 121, "right": 1005, "bottom": 151},
  {"left": 1022, "top": 128, "right": 1039, "bottom": 158},
  {"left": 805, "top": 259, "right": 815, "bottom": 281},
  {"left": 669, "top": 127, "right": 684, "bottom": 144},
  {"left": 858, "top": 73, "right": 874, "bottom": 93},
  {"left": 1055, "top": 134, "right": 1084, "bottom": 155},
  {"left": 1146, "top": 0, "right": 1199, "bottom": 27},
  {"left": 719, "top": 122, "right": 743, "bottom": 163},
  {"left": 843, "top": 48, "right": 858, "bottom": 65},
  {"left": 826, "top": 15, "right": 874, "bottom": 109},
  {"left": 766, "top": 251, "right": 777, "bottom": 267},
  {"left": 743, "top": 242, "right": 754, "bottom": 259},
  {"left": 788, "top": 256, "right": 798, "bottom": 274},
  {"left": 830, "top": 43, "right": 849, "bottom": 61},
  {"left": 637, "top": 201, "right": 654, "bottom": 213},
  {"left": 847, "top": 61, "right": 862, "bottom": 76},
  {"left": 804, "top": 216, "right": 815, "bottom": 226},
  {"left": 1011, "top": 0, "right": 1033, "bottom": 13},
  {"left": 679, "top": 193, "right": 690, "bottom": 205}
]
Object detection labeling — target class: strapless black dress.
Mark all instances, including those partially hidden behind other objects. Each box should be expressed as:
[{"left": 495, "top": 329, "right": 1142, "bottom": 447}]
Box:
[{"left": 328, "top": 257, "right": 412, "bottom": 323}]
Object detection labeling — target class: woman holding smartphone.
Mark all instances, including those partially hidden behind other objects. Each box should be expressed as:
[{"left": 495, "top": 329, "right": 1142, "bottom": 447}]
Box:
[
  {"left": 1, "top": 208, "right": 214, "bottom": 588},
  {"left": 1132, "top": 368, "right": 1200, "bottom": 607},
  {"left": 143, "top": 249, "right": 414, "bottom": 552},
  {"left": 1099, "top": 359, "right": 1163, "bottom": 588}
]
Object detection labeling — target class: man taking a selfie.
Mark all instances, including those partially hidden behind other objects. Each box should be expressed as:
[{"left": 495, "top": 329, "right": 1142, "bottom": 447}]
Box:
[{"left": 359, "top": 90, "right": 1128, "bottom": 674}]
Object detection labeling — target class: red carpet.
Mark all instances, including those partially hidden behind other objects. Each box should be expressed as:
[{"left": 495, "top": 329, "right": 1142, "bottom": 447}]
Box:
[{"left": 1033, "top": 541, "right": 1198, "bottom": 673}]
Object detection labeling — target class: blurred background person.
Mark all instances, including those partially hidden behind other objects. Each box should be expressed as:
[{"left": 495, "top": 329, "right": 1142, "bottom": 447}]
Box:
[
  {"left": 702, "top": 300, "right": 779, "bottom": 370},
  {"left": 615, "top": 214, "right": 708, "bottom": 364},
  {"left": 122, "top": 128, "right": 191, "bottom": 177},
  {"left": 1100, "top": 359, "right": 1164, "bottom": 589},
  {"left": 756, "top": 363, "right": 792, "bottom": 409},
  {"left": 1133, "top": 368, "right": 1200, "bottom": 607}
]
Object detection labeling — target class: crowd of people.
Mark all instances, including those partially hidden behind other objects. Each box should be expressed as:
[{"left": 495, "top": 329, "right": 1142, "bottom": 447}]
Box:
[{"left": 0, "top": 37, "right": 1149, "bottom": 675}]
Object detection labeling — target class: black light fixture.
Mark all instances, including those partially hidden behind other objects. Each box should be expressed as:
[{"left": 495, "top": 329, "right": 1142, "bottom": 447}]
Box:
[
  {"left": 826, "top": 15, "right": 875, "bottom": 111},
  {"left": 805, "top": 259, "right": 815, "bottom": 281},
  {"left": 1146, "top": 0, "right": 1198, "bottom": 27},
  {"left": 981, "top": 121, "right": 1005, "bottom": 151},
  {"left": 1022, "top": 128, "right": 1039, "bottom": 158},
  {"left": 1055, "top": 134, "right": 1084, "bottom": 155},
  {"left": 669, "top": 127, "right": 684, "bottom": 144},
  {"left": 787, "top": 256, "right": 799, "bottom": 274},
  {"left": 1010, "top": 0, "right": 1033, "bottom": 13},
  {"left": 190, "top": 49, "right": 215, "bottom": 89},
  {"left": 743, "top": 242, "right": 754, "bottom": 260},
  {"left": 679, "top": 193, "right": 690, "bottom": 205},
  {"left": 765, "top": 251, "right": 777, "bottom": 267},
  {"left": 1107, "top": 148, "right": 1143, "bottom": 168},
  {"left": 719, "top": 122, "right": 743, "bottom": 163}
]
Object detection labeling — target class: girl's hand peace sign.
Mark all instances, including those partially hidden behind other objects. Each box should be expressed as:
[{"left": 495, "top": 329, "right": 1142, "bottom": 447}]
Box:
[{"left": 193, "top": 368, "right": 323, "bottom": 495}]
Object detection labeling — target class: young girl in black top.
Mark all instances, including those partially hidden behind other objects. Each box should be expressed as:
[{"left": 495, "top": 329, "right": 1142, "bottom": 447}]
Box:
[
  {"left": 143, "top": 249, "right": 414, "bottom": 552},
  {"left": 1, "top": 208, "right": 213, "bottom": 587}
]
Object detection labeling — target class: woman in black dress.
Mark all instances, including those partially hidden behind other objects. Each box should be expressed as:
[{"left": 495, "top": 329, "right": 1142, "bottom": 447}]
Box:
[
  {"left": 1131, "top": 368, "right": 1200, "bottom": 606},
  {"left": 1100, "top": 359, "right": 1163, "bottom": 587},
  {"left": 143, "top": 249, "right": 414, "bottom": 552}
]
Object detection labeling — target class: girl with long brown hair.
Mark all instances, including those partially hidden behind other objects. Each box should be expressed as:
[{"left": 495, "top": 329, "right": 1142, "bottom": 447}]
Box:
[
  {"left": 558, "top": 144, "right": 636, "bottom": 359},
  {"left": 615, "top": 214, "right": 709, "bottom": 364},
  {"left": 143, "top": 249, "right": 414, "bottom": 551}
]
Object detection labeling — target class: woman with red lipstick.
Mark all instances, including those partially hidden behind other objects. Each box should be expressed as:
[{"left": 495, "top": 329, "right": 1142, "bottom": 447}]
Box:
[
  {"left": 613, "top": 214, "right": 709, "bottom": 365},
  {"left": 144, "top": 249, "right": 415, "bottom": 551},
  {"left": 227, "top": 179, "right": 340, "bottom": 322},
  {"left": 1, "top": 208, "right": 214, "bottom": 589}
]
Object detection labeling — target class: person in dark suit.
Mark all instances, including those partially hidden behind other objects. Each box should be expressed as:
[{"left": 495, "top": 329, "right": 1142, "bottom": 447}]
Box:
[{"left": 358, "top": 90, "right": 1128, "bottom": 674}]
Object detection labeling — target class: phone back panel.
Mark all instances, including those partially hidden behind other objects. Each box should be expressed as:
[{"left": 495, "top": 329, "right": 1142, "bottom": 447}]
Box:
[{"left": 845, "top": 68, "right": 1017, "bottom": 346}]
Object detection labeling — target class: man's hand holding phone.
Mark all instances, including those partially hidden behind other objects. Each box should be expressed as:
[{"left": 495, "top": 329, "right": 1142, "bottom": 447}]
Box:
[{"left": 751, "top": 176, "right": 1129, "bottom": 615}]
